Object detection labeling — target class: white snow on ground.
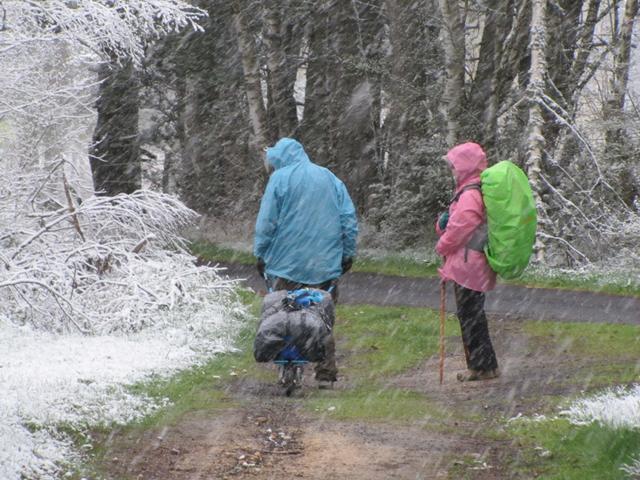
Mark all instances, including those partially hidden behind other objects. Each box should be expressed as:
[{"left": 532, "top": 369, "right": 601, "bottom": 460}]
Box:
[
  {"left": 0, "top": 305, "right": 246, "bottom": 480},
  {"left": 561, "top": 385, "right": 640, "bottom": 429},
  {"left": 621, "top": 456, "right": 640, "bottom": 478},
  {"left": 561, "top": 385, "right": 640, "bottom": 478}
]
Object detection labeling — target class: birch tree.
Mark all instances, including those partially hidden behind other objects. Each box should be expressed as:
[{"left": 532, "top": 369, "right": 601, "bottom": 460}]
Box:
[
  {"left": 525, "top": 0, "right": 551, "bottom": 260},
  {"left": 604, "top": 0, "right": 639, "bottom": 205},
  {"left": 163, "top": 1, "right": 262, "bottom": 219},
  {"left": 438, "top": 0, "right": 466, "bottom": 147},
  {"left": 233, "top": 1, "right": 270, "bottom": 165},
  {"left": 263, "top": 0, "right": 300, "bottom": 139}
]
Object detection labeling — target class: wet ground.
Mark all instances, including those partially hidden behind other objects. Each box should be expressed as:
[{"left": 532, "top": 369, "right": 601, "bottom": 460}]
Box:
[{"left": 97, "top": 266, "right": 639, "bottom": 479}]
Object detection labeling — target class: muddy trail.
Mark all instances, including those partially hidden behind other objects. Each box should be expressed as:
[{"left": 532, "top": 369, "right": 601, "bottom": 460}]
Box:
[
  {"left": 100, "top": 321, "right": 627, "bottom": 479},
  {"left": 96, "top": 268, "right": 639, "bottom": 479}
]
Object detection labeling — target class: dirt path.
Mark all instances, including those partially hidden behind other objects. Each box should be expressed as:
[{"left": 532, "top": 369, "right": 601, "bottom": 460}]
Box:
[
  {"left": 102, "top": 313, "right": 608, "bottom": 480},
  {"left": 96, "top": 262, "right": 640, "bottom": 479}
]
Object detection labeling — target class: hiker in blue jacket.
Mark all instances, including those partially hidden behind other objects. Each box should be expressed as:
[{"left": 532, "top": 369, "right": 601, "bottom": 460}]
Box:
[{"left": 254, "top": 137, "right": 358, "bottom": 384}]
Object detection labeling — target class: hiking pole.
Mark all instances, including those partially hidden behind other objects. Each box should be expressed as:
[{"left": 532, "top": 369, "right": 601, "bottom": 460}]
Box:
[{"left": 439, "top": 280, "right": 446, "bottom": 385}]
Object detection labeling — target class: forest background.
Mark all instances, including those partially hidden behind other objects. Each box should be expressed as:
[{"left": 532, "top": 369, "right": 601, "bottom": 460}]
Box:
[
  {"left": 2, "top": 2, "right": 640, "bottom": 478},
  {"left": 5, "top": 0, "right": 640, "bottom": 270}
]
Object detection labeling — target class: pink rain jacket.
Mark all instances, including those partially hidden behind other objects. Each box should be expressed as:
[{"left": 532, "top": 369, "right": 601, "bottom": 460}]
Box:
[{"left": 435, "top": 143, "right": 496, "bottom": 292}]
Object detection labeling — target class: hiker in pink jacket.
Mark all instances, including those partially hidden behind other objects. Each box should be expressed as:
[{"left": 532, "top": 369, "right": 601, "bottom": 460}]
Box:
[{"left": 435, "top": 142, "right": 499, "bottom": 382}]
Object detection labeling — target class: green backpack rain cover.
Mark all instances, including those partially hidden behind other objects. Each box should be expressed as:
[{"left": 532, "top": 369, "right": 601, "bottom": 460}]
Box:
[{"left": 480, "top": 161, "right": 537, "bottom": 279}]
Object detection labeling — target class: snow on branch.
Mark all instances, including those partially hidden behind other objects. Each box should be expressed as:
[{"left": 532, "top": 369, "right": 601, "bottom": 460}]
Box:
[
  {"left": 1, "top": 185, "right": 239, "bottom": 336},
  {"left": 6, "top": 0, "right": 207, "bottom": 65}
]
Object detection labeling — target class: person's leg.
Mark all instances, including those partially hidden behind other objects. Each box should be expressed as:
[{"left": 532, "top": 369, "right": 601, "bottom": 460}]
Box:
[
  {"left": 454, "top": 283, "right": 498, "bottom": 374},
  {"left": 314, "top": 334, "right": 338, "bottom": 382},
  {"left": 312, "top": 279, "right": 338, "bottom": 382}
]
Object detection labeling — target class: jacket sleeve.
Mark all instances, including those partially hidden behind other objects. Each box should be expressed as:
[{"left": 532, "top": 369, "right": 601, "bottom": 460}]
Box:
[
  {"left": 253, "top": 176, "right": 280, "bottom": 259},
  {"left": 435, "top": 190, "right": 484, "bottom": 257},
  {"left": 336, "top": 179, "right": 358, "bottom": 258}
]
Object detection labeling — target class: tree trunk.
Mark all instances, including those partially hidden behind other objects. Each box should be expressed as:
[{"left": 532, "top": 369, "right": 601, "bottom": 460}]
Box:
[
  {"left": 525, "top": 0, "right": 551, "bottom": 260},
  {"left": 90, "top": 59, "right": 141, "bottom": 196},
  {"left": 174, "top": 2, "right": 256, "bottom": 218},
  {"left": 466, "top": 0, "right": 517, "bottom": 153},
  {"left": 299, "top": 0, "right": 384, "bottom": 213},
  {"left": 553, "top": 0, "right": 601, "bottom": 168},
  {"left": 604, "top": 0, "right": 639, "bottom": 205},
  {"left": 438, "top": 0, "right": 466, "bottom": 147},
  {"left": 263, "top": 0, "right": 299, "bottom": 140},
  {"left": 233, "top": 2, "right": 270, "bottom": 165}
]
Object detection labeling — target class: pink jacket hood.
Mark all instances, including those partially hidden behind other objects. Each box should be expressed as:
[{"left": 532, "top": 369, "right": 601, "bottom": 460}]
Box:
[
  {"left": 446, "top": 142, "right": 488, "bottom": 189},
  {"left": 436, "top": 142, "right": 496, "bottom": 292}
]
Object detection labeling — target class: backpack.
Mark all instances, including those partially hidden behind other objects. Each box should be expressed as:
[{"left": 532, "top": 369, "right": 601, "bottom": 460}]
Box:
[{"left": 454, "top": 161, "right": 537, "bottom": 279}]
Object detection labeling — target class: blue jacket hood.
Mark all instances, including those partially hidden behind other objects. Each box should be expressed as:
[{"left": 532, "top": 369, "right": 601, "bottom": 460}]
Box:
[{"left": 266, "top": 138, "right": 310, "bottom": 170}]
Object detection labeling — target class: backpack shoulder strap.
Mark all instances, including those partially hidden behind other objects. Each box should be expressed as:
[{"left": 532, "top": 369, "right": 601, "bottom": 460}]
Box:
[{"left": 451, "top": 183, "right": 481, "bottom": 204}]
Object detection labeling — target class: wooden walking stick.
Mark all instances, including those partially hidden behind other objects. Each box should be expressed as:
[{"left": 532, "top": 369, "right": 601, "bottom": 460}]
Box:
[{"left": 439, "top": 280, "right": 446, "bottom": 385}]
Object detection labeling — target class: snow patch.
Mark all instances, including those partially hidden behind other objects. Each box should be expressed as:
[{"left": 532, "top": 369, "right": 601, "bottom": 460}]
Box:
[
  {"left": 621, "top": 455, "right": 640, "bottom": 479},
  {"left": 561, "top": 385, "right": 640, "bottom": 429},
  {"left": 0, "top": 306, "right": 245, "bottom": 480}
]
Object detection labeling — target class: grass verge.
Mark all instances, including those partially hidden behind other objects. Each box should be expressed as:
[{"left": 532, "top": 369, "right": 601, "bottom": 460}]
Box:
[
  {"left": 189, "top": 241, "right": 640, "bottom": 296},
  {"left": 503, "top": 320, "right": 640, "bottom": 479},
  {"left": 508, "top": 419, "right": 640, "bottom": 479},
  {"left": 524, "top": 321, "right": 640, "bottom": 386}
]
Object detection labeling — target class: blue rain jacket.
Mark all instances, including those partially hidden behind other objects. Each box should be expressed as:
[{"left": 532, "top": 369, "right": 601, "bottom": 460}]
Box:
[{"left": 254, "top": 138, "right": 358, "bottom": 285}]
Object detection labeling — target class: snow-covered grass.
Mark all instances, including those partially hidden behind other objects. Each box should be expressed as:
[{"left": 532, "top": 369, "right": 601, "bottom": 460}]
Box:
[
  {"left": 0, "top": 186, "right": 250, "bottom": 479},
  {"left": 0, "top": 298, "right": 246, "bottom": 480},
  {"left": 622, "top": 455, "right": 640, "bottom": 478},
  {"left": 548, "top": 384, "right": 640, "bottom": 479},
  {"left": 562, "top": 385, "right": 640, "bottom": 430},
  {"left": 561, "top": 385, "right": 640, "bottom": 478}
]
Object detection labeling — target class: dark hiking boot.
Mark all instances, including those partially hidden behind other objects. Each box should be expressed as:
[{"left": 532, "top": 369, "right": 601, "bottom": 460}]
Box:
[
  {"left": 456, "top": 368, "right": 500, "bottom": 382},
  {"left": 315, "top": 371, "right": 337, "bottom": 389},
  {"left": 316, "top": 379, "right": 335, "bottom": 389}
]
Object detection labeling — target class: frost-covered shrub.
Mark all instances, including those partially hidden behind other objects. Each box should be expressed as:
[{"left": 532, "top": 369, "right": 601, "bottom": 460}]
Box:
[
  {"left": 1, "top": 189, "right": 241, "bottom": 335},
  {"left": 8, "top": 0, "right": 206, "bottom": 67}
]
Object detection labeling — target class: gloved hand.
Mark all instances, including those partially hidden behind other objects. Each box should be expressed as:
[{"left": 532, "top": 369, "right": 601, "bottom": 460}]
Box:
[
  {"left": 256, "top": 257, "right": 266, "bottom": 277},
  {"left": 438, "top": 212, "right": 449, "bottom": 231},
  {"left": 341, "top": 257, "right": 353, "bottom": 274}
]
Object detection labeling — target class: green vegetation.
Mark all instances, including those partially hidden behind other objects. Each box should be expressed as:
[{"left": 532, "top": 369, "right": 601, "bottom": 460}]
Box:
[
  {"left": 302, "top": 304, "right": 458, "bottom": 423},
  {"left": 523, "top": 321, "right": 640, "bottom": 389},
  {"left": 514, "top": 268, "right": 640, "bottom": 298},
  {"left": 525, "top": 321, "right": 640, "bottom": 358},
  {"left": 336, "top": 305, "right": 451, "bottom": 379},
  {"left": 351, "top": 254, "right": 440, "bottom": 277},
  {"left": 189, "top": 240, "right": 441, "bottom": 277},
  {"left": 305, "top": 386, "right": 442, "bottom": 422},
  {"left": 189, "top": 241, "right": 640, "bottom": 296},
  {"left": 509, "top": 419, "right": 640, "bottom": 479},
  {"left": 190, "top": 241, "right": 255, "bottom": 265},
  {"left": 503, "top": 320, "right": 640, "bottom": 478}
]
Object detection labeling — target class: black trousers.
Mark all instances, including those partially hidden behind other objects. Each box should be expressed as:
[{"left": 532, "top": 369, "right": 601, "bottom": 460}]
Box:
[
  {"left": 272, "top": 277, "right": 338, "bottom": 381},
  {"left": 454, "top": 283, "right": 498, "bottom": 372}
]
